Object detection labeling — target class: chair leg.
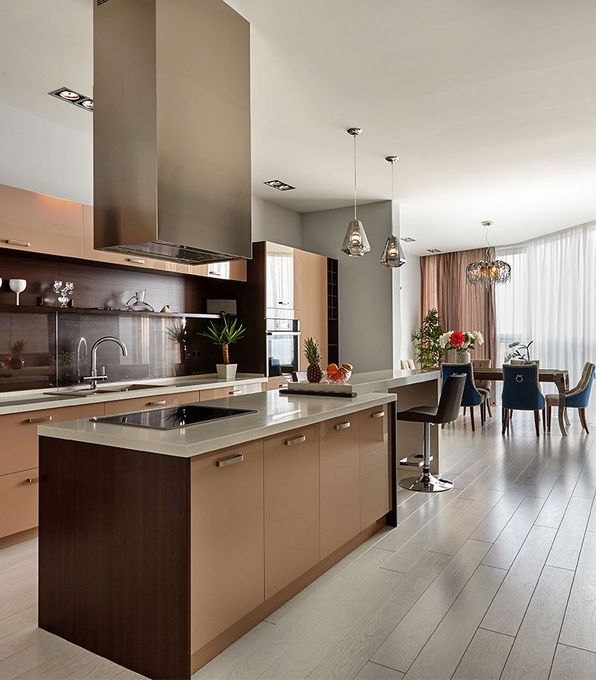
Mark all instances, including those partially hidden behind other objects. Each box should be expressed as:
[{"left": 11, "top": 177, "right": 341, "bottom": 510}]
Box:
[
  {"left": 470, "top": 406, "right": 475, "bottom": 432},
  {"left": 543, "top": 408, "right": 546, "bottom": 432},
  {"left": 579, "top": 408, "right": 590, "bottom": 434},
  {"left": 547, "top": 405, "right": 552, "bottom": 432},
  {"left": 486, "top": 400, "right": 492, "bottom": 417},
  {"left": 534, "top": 410, "right": 541, "bottom": 437},
  {"left": 399, "top": 422, "right": 453, "bottom": 493},
  {"left": 502, "top": 408, "right": 510, "bottom": 435}
]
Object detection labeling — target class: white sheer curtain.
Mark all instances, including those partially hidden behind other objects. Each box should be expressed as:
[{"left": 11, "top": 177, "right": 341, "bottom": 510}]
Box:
[{"left": 495, "top": 220, "right": 596, "bottom": 422}]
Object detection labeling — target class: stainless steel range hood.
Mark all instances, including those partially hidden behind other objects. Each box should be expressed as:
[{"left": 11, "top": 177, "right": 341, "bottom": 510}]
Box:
[{"left": 93, "top": 0, "right": 252, "bottom": 265}]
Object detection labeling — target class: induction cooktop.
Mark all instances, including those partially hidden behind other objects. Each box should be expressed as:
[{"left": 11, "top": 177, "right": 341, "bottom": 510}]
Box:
[{"left": 95, "top": 404, "right": 258, "bottom": 430}]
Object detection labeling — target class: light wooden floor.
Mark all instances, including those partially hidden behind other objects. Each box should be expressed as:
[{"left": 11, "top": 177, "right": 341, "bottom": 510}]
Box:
[{"left": 2, "top": 411, "right": 596, "bottom": 680}]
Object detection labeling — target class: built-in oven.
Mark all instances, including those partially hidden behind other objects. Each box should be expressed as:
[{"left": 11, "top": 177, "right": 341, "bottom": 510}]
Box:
[{"left": 266, "top": 318, "right": 300, "bottom": 376}]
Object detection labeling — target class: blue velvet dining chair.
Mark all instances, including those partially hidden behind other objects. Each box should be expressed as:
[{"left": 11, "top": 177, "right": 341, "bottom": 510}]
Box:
[
  {"left": 502, "top": 363, "right": 545, "bottom": 436},
  {"left": 441, "top": 363, "right": 486, "bottom": 431},
  {"left": 546, "top": 362, "right": 595, "bottom": 434}
]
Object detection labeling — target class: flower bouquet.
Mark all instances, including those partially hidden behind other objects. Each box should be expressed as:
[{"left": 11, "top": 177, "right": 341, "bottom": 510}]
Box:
[{"left": 439, "top": 330, "right": 484, "bottom": 364}]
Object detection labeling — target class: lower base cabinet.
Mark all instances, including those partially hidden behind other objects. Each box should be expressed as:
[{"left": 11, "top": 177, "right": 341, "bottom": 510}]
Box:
[
  {"left": 264, "top": 424, "right": 320, "bottom": 599},
  {"left": 320, "top": 415, "right": 361, "bottom": 558},
  {"left": 190, "top": 441, "right": 264, "bottom": 651},
  {"left": 0, "top": 468, "right": 39, "bottom": 538},
  {"left": 359, "top": 406, "right": 391, "bottom": 529}
]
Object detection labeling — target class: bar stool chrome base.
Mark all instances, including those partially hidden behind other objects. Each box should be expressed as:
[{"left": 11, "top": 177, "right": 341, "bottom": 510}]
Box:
[{"left": 400, "top": 473, "right": 453, "bottom": 493}]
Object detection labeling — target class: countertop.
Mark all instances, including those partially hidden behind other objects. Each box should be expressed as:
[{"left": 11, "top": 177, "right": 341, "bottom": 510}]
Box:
[
  {"left": 349, "top": 368, "right": 441, "bottom": 393},
  {"left": 0, "top": 374, "right": 268, "bottom": 416},
  {"left": 38, "top": 390, "right": 396, "bottom": 458}
]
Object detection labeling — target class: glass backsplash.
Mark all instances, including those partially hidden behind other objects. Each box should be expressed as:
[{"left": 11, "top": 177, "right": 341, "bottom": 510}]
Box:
[{"left": 0, "top": 311, "right": 206, "bottom": 392}]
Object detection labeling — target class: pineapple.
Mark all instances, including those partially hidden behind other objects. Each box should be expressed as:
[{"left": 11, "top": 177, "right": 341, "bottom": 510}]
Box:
[{"left": 304, "top": 337, "right": 323, "bottom": 383}]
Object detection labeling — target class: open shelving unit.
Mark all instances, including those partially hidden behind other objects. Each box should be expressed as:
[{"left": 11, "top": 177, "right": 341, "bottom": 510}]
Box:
[{"left": 327, "top": 258, "right": 339, "bottom": 365}]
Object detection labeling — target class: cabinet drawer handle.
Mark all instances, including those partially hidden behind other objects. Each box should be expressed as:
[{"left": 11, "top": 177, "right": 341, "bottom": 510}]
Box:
[
  {"left": 216, "top": 454, "right": 244, "bottom": 468},
  {"left": 285, "top": 435, "right": 306, "bottom": 446},
  {"left": 208, "top": 270, "right": 222, "bottom": 276},
  {"left": 147, "top": 400, "right": 167, "bottom": 406},
  {"left": 25, "top": 416, "right": 53, "bottom": 424},
  {"left": 229, "top": 388, "right": 243, "bottom": 395},
  {"left": 334, "top": 421, "right": 351, "bottom": 430},
  {"left": 371, "top": 411, "right": 385, "bottom": 419},
  {"left": 4, "top": 239, "right": 31, "bottom": 247},
  {"left": 127, "top": 257, "right": 146, "bottom": 264},
  {"left": 25, "top": 477, "right": 39, "bottom": 484},
  {"left": 278, "top": 301, "right": 290, "bottom": 305}
]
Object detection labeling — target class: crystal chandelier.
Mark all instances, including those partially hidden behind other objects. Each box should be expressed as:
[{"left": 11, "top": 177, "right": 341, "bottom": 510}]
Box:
[
  {"left": 466, "top": 221, "right": 511, "bottom": 287},
  {"left": 380, "top": 155, "right": 406, "bottom": 267},
  {"left": 341, "top": 128, "right": 371, "bottom": 257}
]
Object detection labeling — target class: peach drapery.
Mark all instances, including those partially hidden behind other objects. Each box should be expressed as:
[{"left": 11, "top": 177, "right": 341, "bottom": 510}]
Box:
[{"left": 420, "top": 248, "right": 497, "bottom": 364}]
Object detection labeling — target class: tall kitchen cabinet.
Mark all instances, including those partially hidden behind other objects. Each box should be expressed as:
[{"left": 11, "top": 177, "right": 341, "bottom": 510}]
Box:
[{"left": 245, "top": 242, "right": 336, "bottom": 376}]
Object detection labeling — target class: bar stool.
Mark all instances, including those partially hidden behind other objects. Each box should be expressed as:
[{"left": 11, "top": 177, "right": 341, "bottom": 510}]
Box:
[{"left": 398, "top": 374, "right": 466, "bottom": 493}]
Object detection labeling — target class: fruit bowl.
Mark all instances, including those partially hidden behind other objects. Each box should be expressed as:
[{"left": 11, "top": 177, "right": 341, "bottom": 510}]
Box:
[{"left": 326, "top": 369, "right": 352, "bottom": 384}]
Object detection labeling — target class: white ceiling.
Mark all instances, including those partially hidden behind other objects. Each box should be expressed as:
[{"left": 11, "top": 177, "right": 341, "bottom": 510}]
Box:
[{"left": 1, "top": 0, "right": 596, "bottom": 255}]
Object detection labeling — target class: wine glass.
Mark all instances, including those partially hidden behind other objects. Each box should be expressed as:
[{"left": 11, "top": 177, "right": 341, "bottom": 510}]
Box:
[{"left": 9, "top": 279, "right": 27, "bottom": 306}]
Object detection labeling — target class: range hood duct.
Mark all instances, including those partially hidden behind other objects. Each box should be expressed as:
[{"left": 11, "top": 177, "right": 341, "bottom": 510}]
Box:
[{"left": 93, "top": 0, "right": 252, "bottom": 265}]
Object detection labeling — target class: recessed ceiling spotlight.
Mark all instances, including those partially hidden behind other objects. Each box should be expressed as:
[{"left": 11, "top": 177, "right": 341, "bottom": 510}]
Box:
[
  {"left": 400, "top": 236, "right": 416, "bottom": 243},
  {"left": 48, "top": 87, "right": 93, "bottom": 112},
  {"left": 427, "top": 248, "right": 441, "bottom": 253},
  {"left": 264, "top": 179, "right": 295, "bottom": 191}
]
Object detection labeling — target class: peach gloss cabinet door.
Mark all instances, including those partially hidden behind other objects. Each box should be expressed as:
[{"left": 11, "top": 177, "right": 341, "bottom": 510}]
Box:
[
  {"left": 190, "top": 441, "right": 264, "bottom": 652},
  {"left": 359, "top": 406, "right": 391, "bottom": 529},
  {"left": 264, "top": 425, "right": 320, "bottom": 599},
  {"left": 319, "top": 415, "right": 361, "bottom": 558},
  {"left": 0, "top": 404, "right": 104, "bottom": 477},
  {"left": 0, "top": 468, "right": 39, "bottom": 538}
]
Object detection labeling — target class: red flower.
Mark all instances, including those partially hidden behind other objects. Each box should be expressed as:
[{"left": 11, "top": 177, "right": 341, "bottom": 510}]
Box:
[{"left": 450, "top": 330, "right": 466, "bottom": 348}]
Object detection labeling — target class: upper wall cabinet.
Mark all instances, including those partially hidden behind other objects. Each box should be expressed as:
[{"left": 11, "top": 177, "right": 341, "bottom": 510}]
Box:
[
  {"left": 0, "top": 184, "right": 84, "bottom": 259},
  {"left": 265, "top": 242, "right": 295, "bottom": 317},
  {"left": 192, "top": 260, "right": 247, "bottom": 282}
]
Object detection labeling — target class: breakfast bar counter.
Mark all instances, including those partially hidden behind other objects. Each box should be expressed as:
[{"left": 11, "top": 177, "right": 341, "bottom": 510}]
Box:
[{"left": 37, "top": 390, "right": 396, "bottom": 679}]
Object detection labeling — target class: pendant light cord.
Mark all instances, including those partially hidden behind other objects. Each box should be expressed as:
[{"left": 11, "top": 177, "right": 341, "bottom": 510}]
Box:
[
  {"left": 353, "top": 133, "right": 358, "bottom": 220},
  {"left": 390, "top": 160, "right": 395, "bottom": 236}
]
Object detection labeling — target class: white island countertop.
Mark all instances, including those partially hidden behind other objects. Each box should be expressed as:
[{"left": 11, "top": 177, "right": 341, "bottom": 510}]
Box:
[
  {"left": 349, "top": 368, "right": 441, "bottom": 393},
  {"left": 38, "top": 390, "right": 396, "bottom": 458}
]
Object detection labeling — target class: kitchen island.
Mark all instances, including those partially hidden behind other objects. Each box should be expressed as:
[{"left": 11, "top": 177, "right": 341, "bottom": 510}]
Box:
[{"left": 37, "top": 390, "right": 396, "bottom": 680}]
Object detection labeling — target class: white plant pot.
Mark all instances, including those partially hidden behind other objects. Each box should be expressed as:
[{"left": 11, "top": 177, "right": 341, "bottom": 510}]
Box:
[
  {"left": 216, "top": 363, "right": 237, "bottom": 381},
  {"left": 455, "top": 350, "right": 471, "bottom": 364}
]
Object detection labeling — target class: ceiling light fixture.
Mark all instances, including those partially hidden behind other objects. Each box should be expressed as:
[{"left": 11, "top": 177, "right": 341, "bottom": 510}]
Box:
[
  {"left": 428, "top": 248, "right": 441, "bottom": 253},
  {"left": 401, "top": 236, "right": 416, "bottom": 243},
  {"left": 466, "top": 221, "right": 512, "bottom": 287},
  {"left": 263, "top": 179, "right": 295, "bottom": 191},
  {"left": 380, "top": 155, "right": 406, "bottom": 268},
  {"left": 341, "top": 127, "right": 370, "bottom": 257},
  {"left": 48, "top": 87, "right": 94, "bottom": 112}
]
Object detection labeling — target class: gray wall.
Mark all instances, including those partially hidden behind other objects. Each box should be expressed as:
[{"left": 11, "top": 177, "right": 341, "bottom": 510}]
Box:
[
  {"left": 302, "top": 201, "right": 399, "bottom": 372},
  {"left": 399, "top": 253, "right": 421, "bottom": 361},
  {"left": 252, "top": 196, "right": 303, "bottom": 248}
]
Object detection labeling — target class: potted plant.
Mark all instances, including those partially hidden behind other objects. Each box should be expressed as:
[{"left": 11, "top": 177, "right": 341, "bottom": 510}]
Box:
[
  {"left": 505, "top": 340, "right": 534, "bottom": 365},
  {"left": 411, "top": 309, "right": 444, "bottom": 368},
  {"left": 439, "top": 329, "right": 484, "bottom": 363},
  {"left": 165, "top": 321, "right": 189, "bottom": 375},
  {"left": 9, "top": 339, "right": 26, "bottom": 370},
  {"left": 199, "top": 317, "right": 247, "bottom": 380}
]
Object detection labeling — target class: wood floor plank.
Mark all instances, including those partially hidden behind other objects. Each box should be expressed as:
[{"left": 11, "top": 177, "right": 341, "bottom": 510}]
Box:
[
  {"left": 307, "top": 552, "right": 451, "bottom": 680},
  {"left": 559, "top": 530, "right": 596, "bottom": 653},
  {"left": 481, "top": 524, "right": 557, "bottom": 636},
  {"left": 370, "top": 540, "right": 491, "bottom": 673},
  {"left": 481, "top": 496, "right": 547, "bottom": 570},
  {"left": 500, "top": 566, "right": 573, "bottom": 679},
  {"left": 547, "top": 496, "right": 592, "bottom": 570},
  {"left": 452, "top": 628, "right": 513, "bottom": 680},
  {"left": 534, "top": 476, "right": 577, "bottom": 528},
  {"left": 471, "top": 490, "right": 525, "bottom": 543},
  {"left": 354, "top": 661, "right": 405, "bottom": 680},
  {"left": 0, "top": 606, "right": 37, "bottom": 642},
  {"left": 550, "top": 644, "right": 596, "bottom": 680},
  {"left": 401, "top": 565, "right": 506, "bottom": 680}
]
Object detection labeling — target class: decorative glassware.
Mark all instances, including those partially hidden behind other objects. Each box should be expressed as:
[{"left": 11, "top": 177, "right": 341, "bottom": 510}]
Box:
[
  {"left": 9, "top": 279, "right": 27, "bottom": 306},
  {"left": 53, "top": 281, "right": 74, "bottom": 307}
]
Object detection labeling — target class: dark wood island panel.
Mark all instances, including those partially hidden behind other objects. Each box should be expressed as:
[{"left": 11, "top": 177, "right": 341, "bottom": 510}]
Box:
[{"left": 38, "top": 438, "right": 191, "bottom": 680}]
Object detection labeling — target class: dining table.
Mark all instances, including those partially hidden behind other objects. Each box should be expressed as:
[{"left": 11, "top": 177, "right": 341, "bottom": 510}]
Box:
[{"left": 473, "top": 366, "right": 570, "bottom": 435}]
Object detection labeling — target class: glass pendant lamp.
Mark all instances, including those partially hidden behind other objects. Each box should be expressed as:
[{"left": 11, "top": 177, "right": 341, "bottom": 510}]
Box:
[
  {"left": 380, "top": 155, "right": 406, "bottom": 267},
  {"left": 341, "top": 128, "right": 371, "bottom": 256},
  {"left": 466, "top": 221, "right": 512, "bottom": 286}
]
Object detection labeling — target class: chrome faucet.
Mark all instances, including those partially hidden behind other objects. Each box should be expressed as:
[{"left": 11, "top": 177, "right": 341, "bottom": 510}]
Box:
[
  {"left": 76, "top": 337, "right": 88, "bottom": 383},
  {"left": 83, "top": 336, "right": 128, "bottom": 390}
]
